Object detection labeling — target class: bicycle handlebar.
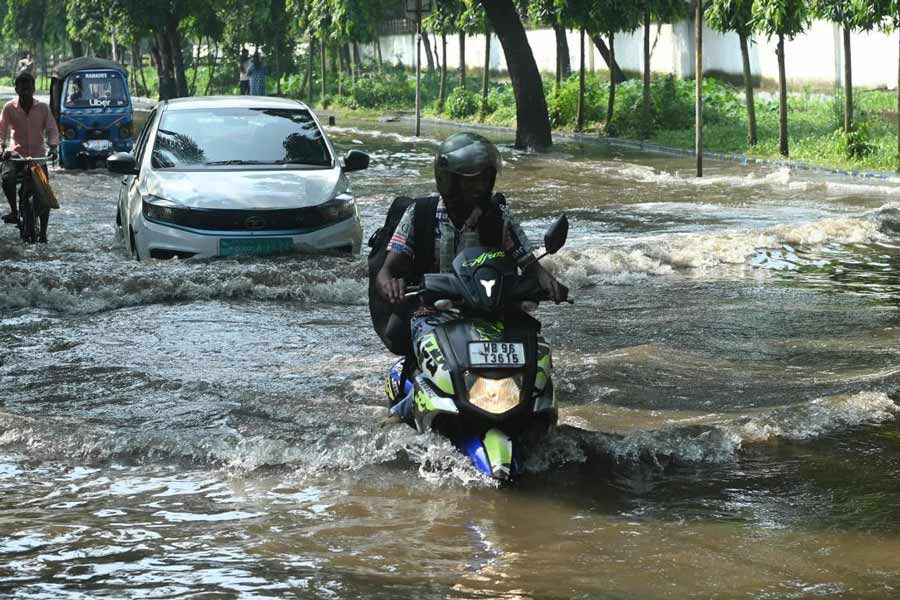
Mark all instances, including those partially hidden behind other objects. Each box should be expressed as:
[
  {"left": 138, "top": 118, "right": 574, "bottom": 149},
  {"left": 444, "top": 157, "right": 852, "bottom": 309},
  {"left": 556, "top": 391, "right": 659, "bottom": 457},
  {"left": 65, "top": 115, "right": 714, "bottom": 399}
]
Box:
[{"left": 5, "top": 156, "right": 52, "bottom": 163}]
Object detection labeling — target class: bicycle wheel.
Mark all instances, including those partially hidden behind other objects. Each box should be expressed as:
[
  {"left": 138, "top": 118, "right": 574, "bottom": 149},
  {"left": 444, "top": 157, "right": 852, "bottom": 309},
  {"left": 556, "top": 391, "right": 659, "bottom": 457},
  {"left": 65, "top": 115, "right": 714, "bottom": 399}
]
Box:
[{"left": 18, "top": 188, "right": 36, "bottom": 244}]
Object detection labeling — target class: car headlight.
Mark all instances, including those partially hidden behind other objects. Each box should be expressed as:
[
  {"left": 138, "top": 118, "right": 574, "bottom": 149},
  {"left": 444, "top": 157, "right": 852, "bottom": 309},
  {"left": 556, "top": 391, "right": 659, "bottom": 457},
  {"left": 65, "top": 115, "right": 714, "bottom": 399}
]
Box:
[
  {"left": 467, "top": 374, "right": 522, "bottom": 414},
  {"left": 119, "top": 121, "right": 133, "bottom": 139},
  {"left": 61, "top": 126, "right": 76, "bottom": 139},
  {"left": 318, "top": 193, "right": 355, "bottom": 223},
  {"left": 142, "top": 195, "right": 186, "bottom": 225}
]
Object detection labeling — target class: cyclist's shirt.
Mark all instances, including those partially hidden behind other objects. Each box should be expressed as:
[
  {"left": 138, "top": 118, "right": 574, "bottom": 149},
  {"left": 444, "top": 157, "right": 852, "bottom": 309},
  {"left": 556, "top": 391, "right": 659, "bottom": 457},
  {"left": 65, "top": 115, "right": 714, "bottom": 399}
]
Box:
[{"left": 0, "top": 98, "right": 60, "bottom": 158}]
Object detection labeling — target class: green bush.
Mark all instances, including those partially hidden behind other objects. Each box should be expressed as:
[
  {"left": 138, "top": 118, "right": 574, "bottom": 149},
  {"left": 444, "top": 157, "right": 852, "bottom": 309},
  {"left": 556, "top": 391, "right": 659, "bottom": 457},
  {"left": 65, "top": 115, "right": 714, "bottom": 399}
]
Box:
[
  {"left": 446, "top": 86, "right": 480, "bottom": 119},
  {"left": 345, "top": 67, "right": 415, "bottom": 109},
  {"left": 545, "top": 72, "right": 607, "bottom": 128},
  {"left": 831, "top": 123, "right": 875, "bottom": 159}
]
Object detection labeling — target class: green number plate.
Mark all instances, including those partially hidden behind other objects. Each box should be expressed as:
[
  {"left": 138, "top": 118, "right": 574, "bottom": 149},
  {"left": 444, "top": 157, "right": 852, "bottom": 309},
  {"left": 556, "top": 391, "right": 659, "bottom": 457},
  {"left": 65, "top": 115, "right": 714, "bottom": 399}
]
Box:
[{"left": 219, "top": 237, "right": 294, "bottom": 257}]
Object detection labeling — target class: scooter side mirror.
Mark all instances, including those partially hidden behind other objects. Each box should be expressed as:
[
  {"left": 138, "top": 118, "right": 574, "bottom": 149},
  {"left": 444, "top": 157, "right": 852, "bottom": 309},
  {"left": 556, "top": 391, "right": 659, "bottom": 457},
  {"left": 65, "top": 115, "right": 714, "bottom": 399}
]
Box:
[
  {"left": 343, "top": 149, "right": 370, "bottom": 173},
  {"left": 543, "top": 214, "right": 569, "bottom": 255}
]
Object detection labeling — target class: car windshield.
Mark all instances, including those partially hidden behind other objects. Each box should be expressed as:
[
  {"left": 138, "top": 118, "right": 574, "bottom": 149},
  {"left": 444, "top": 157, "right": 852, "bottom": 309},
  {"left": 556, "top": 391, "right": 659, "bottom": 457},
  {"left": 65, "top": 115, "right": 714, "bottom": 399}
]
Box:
[
  {"left": 64, "top": 71, "right": 128, "bottom": 108},
  {"left": 150, "top": 107, "right": 332, "bottom": 169}
]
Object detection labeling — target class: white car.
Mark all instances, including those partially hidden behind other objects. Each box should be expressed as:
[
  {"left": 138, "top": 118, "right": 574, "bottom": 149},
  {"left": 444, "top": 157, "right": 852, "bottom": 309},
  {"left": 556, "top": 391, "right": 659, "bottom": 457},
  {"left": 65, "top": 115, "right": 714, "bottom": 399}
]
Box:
[{"left": 108, "top": 96, "right": 367, "bottom": 260}]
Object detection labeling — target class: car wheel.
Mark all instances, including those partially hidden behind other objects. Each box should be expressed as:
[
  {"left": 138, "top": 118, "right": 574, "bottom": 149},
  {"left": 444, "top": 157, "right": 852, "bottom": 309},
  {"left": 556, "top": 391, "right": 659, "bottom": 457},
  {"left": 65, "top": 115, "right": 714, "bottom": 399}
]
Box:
[{"left": 129, "top": 227, "right": 140, "bottom": 261}]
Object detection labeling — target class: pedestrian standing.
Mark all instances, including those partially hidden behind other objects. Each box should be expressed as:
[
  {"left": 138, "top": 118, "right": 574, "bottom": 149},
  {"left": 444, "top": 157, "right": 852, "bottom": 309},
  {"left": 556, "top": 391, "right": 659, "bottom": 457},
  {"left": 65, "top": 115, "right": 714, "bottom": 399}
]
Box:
[
  {"left": 17, "top": 52, "right": 35, "bottom": 77},
  {"left": 248, "top": 51, "right": 267, "bottom": 96},
  {"left": 239, "top": 48, "right": 250, "bottom": 95}
]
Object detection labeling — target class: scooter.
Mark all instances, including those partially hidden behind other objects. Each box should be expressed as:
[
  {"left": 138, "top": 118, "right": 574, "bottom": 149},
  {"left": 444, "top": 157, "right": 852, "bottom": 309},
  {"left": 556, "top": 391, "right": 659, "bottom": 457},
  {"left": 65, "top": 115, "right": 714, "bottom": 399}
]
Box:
[{"left": 385, "top": 215, "right": 571, "bottom": 480}]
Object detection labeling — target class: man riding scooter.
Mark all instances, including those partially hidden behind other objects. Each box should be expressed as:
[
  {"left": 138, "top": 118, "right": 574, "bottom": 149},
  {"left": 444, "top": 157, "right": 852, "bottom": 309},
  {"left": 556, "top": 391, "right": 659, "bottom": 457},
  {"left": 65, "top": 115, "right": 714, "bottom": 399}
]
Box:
[
  {"left": 0, "top": 69, "right": 60, "bottom": 242},
  {"left": 375, "top": 132, "right": 566, "bottom": 422}
]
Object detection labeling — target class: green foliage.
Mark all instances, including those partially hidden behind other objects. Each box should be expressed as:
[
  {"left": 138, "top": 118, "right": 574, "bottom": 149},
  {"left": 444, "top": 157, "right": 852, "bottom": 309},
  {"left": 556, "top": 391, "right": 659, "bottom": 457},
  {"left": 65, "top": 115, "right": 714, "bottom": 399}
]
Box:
[
  {"left": 810, "top": 0, "right": 856, "bottom": 26},
  {"left": 706, "top": 0, "right": 754, "bottom": 36},
  {"left": 831, "top": 123, "right": 875, "bottom": 159},
  {"left": 345, "top": 65, "right": 416, "bottom": 109},
  {"left": 752, "top": 0, "right": 809, "bottom": 39},
  {"left": 446, "top": 85, "right": 481, "bottom": 119},
  {"left": 546, "top": 72, "right": 605, "bottom": 128}
]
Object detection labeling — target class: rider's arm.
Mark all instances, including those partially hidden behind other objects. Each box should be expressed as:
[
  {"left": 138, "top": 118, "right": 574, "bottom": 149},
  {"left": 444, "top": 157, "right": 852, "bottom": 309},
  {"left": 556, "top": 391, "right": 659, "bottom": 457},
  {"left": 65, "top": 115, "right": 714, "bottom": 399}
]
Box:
[
  {"left": 0, "top": 103, "right": 10, "bottom": 155},
  {"left": 500, "top": 202, "right": 567, "bottom": 303},
  {"left": 377, "top": 204, "right": 417, "bottom": 304},
  {"left": 377, "top": 251, "right": 414, "bottom": 304}
]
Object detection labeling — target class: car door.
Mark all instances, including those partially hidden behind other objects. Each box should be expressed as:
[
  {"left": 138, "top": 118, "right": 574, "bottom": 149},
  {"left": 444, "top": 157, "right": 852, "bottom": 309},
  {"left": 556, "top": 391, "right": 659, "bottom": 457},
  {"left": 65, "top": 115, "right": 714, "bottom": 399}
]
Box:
[{"left": 121, "top": 108, "right": 157, "bottom": 250}]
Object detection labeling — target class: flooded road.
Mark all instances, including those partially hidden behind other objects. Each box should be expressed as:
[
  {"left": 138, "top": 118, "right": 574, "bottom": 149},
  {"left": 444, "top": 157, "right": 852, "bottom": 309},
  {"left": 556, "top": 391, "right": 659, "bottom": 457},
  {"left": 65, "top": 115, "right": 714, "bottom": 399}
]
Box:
[{"left": 1, "top": 116, "right": 900, "bottom": 598}]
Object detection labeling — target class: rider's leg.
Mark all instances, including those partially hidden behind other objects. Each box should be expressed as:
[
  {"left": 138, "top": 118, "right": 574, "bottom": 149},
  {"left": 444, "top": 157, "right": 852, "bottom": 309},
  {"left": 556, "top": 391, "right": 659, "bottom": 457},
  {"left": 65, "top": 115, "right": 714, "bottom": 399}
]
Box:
[{"left": 1, "top": 161, "right": 18, "bottom": 223}]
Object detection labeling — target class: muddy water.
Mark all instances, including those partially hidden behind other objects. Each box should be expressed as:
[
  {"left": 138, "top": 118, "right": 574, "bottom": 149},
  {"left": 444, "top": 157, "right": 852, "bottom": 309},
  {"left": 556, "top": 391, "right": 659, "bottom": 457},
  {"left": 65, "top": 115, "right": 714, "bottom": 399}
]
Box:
[{"left": 1, "top": 115, "right": 899, "bottom": 599}]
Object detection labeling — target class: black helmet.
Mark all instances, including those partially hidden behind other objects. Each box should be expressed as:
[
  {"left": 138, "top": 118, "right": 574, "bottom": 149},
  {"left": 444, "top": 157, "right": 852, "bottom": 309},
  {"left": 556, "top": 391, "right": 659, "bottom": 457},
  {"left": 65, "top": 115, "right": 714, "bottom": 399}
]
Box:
[{"left": 434, "top": 132, "right": 502, "bottom": 198}]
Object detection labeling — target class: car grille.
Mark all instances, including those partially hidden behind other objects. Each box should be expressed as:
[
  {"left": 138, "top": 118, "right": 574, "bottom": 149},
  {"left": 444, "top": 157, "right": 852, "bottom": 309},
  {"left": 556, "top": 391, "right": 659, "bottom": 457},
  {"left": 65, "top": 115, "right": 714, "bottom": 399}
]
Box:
[{"left": 164, "top": 207, "right": 331, "bottom": 232}]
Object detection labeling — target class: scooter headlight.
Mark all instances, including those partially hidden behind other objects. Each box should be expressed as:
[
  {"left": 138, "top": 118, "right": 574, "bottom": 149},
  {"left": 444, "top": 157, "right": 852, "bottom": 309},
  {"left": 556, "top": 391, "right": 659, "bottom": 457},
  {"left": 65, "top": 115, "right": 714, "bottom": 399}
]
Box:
[{"left": 467, "top": 375, "right": 522, "bottom": 414}]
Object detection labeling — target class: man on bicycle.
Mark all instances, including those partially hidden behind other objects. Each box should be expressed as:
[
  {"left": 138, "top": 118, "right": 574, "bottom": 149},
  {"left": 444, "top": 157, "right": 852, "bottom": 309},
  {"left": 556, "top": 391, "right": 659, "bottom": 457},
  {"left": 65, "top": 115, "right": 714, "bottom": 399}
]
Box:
[{"left": 0, "top": 69, "right": 59, "bottom": 242}]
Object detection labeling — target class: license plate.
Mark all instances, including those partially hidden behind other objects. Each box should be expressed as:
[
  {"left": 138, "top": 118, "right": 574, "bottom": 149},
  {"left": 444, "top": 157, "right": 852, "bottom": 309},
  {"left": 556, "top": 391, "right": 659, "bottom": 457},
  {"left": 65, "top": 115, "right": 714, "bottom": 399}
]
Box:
[
  {"left": 468, "top": 342, "right": 525, "bottom": 368},
  {"left": 83, "top": 139, "right": 112, "bottom": 151},
  {"left": 219, "top": 237, "right": 294, "bottom": 257}
]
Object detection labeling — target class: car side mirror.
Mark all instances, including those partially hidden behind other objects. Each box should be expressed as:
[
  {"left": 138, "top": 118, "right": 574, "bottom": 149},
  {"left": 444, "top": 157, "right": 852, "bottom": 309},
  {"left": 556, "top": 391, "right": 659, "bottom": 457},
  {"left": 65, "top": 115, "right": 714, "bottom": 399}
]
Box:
[
  {"left": 343, "top": 149, "right": 370, "bottom": 173},
  {"left": 543, "top": 214, "right": 569, "bottom": 255},
  {"left": 107, "top": 152, "right": 137, "bottom": 175}
]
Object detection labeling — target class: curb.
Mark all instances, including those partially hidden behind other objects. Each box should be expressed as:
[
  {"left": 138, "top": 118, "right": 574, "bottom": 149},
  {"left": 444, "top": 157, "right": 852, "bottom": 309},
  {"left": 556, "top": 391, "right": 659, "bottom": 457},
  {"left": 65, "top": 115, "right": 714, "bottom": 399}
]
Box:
[{"left": 393, "top": 114, "right": 900, "bottom": 182}]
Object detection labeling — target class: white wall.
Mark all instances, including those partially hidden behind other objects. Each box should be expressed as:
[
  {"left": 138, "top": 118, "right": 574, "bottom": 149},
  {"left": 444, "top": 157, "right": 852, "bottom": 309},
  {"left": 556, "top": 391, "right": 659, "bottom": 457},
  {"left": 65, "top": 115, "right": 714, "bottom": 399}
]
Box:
[{"left": 369, "top": 20, "right": 900, "bottom": 89}]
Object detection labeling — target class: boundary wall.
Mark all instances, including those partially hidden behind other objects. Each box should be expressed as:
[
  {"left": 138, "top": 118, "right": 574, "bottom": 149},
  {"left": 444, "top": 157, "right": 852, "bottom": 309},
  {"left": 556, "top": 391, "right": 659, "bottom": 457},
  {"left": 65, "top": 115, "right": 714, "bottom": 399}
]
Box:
[{"left": 367, "top": 20, "right": 900, "bottom": 89}]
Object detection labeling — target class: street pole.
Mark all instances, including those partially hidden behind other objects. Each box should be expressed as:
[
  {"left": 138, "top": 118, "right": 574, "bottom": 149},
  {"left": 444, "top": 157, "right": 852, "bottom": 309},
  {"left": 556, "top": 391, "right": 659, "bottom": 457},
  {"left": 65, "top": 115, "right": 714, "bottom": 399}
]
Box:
[
  {"left": 695, "top": 0, "right": 703, "bottom": 178},
  {"left": 415, "top": 0, "right": 422, "bottom": 137}
]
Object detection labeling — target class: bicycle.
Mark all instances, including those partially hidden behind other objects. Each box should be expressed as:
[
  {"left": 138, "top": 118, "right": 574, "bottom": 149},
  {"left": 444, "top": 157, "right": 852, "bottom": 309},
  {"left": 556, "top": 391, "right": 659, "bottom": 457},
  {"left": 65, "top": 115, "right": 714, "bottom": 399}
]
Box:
[{"left": 4, "top": 154, "right": 53, "bottom": 244}]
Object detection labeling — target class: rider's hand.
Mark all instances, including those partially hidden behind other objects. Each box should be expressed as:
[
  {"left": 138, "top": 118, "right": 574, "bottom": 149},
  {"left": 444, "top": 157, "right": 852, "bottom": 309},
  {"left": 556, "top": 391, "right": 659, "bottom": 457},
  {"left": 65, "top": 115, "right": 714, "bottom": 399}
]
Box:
[
  {"left": 47, "top": 146, "right": 58, "bottom": 162},
  {"left": 1, "top": 150, "right": 9, "bottom": 161},
  {"left": 378, "top": 276, "right": 407, "bottom": 304}
]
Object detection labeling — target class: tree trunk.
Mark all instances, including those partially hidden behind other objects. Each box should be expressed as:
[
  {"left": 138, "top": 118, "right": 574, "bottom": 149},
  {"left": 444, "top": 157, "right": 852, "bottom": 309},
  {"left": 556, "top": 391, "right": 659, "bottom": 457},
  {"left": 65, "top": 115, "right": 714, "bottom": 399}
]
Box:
[
  {"left": 739, "top": 32, "right": 757, "bottom": 146},
  {"left": 897, "top": 33, "right": 900, "bottom": 167},
  {"left": 606, "top": 31, "right": 616, "bottom": 131},
  {"left": 432, "top": 33, "right": 442, "bottom": 70},
  {"left": 71, "top": 40, "right": 84, "bottom": 58},
  {"left": 423, "top": 30, "right": 435, "bottom": 73},
  {"left": 553, "top": 22, "right": 571, "bottom": 86},
  {"left": 590, "top": 34, "right": 626, "bottom": 84},
  {"left": 642, "top": 9, "right": 651, "bottom": 139},
  {"left": 480, "top": 0, "right": 552, "bottom": 150},
  {"left": 481, "top": 27, "right": 491, "bottom": 120},
  {"left": 439, "top": 33, "right": 448, "bottom": 112},
  {"left": 204, "top": 41, "right": 218, "bottom": 96},
  {"left": 843, "top": 26, "right": 853, "bottom": 133},
  {"left": 306, "top": 38, "right": 315, "bottom": 100},
  {"left": 321, "top": 41, "right": 327, "bottom": 102},
  {"left": 155, "top": 32, "right": 174, "bottom": 100},
  {"left": 695, "top": 0, "right": 703, "bottom": 178},
  {"left": 189, "top": 37, "right": 202, "bottom": 96},
  {"left": 576, "top": 29, "right": 585, "bottom": 132},
  {"left": 167, "top": 15, "right": 188, "bottom": 98},
  {"left": 131, "top": 42, "right": 145, "bottom": 96},
  {"left": 777, "top": 33, "right": 788, "bottom": 157},
  {"left": 459, "top": 32, "right": 466, "bottom": 89},
  {"left": 376, "top": 38, "right": 383, "bottom": 70}
]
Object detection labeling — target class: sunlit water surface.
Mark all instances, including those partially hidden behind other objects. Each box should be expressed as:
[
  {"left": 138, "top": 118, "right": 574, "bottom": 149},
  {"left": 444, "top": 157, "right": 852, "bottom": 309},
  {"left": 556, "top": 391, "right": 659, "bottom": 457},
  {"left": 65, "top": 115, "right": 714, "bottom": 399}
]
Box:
[{"left": 1, "top": 115, "right": 899, "bottom": 599}]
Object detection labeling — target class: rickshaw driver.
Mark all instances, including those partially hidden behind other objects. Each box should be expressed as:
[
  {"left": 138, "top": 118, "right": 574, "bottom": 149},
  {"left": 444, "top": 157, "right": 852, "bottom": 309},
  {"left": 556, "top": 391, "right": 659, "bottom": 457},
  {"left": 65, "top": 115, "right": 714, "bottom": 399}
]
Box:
[{"left": 0, "top": 70, "right": 59, "bottom": 234}]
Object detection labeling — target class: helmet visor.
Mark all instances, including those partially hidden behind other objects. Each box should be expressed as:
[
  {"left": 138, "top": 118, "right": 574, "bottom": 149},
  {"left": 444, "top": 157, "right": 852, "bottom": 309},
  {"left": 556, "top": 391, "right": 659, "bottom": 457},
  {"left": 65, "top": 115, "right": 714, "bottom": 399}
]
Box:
[{"left": 439, "top": 138, "right": 502, "bottom": 177}]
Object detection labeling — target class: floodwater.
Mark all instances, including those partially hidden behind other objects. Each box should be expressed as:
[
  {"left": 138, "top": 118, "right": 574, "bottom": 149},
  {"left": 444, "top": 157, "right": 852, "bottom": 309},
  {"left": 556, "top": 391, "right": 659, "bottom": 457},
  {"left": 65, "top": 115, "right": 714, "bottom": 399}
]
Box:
[{"left": 1, "top": 115, "right": 900, "bottom": 599}]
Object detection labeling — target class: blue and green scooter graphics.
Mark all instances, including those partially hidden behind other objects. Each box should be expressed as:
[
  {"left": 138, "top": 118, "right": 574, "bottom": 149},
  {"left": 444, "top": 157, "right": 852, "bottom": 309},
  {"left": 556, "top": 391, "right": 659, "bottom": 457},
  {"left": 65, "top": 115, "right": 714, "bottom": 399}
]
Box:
[
  {"left": 415, "top": 333, "right": 454, "bottom": 396},
  {"left": 461, "top": 428, "right": 515, "bottom": 479},
  {"left": 412, "top": 375, "right": 458, "bottom": 433}
]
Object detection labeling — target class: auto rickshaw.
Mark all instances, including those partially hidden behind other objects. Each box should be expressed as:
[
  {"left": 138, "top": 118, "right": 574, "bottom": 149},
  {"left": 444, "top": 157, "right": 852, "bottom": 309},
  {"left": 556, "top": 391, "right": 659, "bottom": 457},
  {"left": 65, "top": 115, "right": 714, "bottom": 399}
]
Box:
[{"left": 49, "top": 57, "right": 134, "bottom": 169}]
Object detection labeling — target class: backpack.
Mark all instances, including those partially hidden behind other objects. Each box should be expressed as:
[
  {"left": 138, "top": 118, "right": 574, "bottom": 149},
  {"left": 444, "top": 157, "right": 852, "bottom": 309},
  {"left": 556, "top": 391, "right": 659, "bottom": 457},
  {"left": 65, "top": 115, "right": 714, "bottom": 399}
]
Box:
[
  {"left": 367, "top": 195, "right": 439, "bottom": 355},
  {"left": 366, "top": 193, "right": 507, "bottom": 355}
]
